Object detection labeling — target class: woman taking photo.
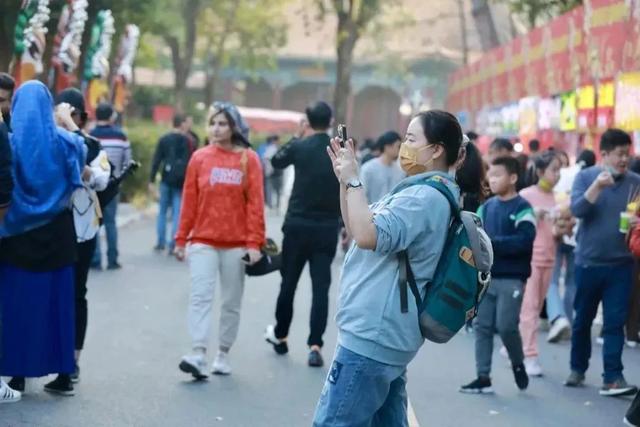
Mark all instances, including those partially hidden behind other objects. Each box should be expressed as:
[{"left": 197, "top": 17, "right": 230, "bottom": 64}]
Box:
[
  {"left": 313, "top": 110, "right": 482, "bottom": 426},
  {"left": 175, "top": 102, "right": 265, "bottom": 379},
  {"left": 0, "top": 81, "right": 85, "bottom": 396}
]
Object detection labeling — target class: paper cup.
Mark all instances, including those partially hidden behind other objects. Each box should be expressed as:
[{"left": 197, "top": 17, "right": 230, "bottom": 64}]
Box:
[{"left": 620, "top": 212, "right": 631, "bottom": 234}]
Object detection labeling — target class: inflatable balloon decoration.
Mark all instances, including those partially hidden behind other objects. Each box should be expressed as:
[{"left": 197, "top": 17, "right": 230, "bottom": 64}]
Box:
[{"left": 13, "top": 0, "right": 51, "bottom": 85}]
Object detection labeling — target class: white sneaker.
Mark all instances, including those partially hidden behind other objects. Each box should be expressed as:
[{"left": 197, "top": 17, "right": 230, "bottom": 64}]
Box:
[
  {"left": 547, "top": 317, "right": 571, "bottom": 343},
  {"left": 212, "top": 351, "right": 232, "bottom": 375},
  {"left": 524, "top": 357, "right": 543, "bottom": 377},
  {"left": 179, "top": 354, "right": 208, "bottom": 380},
  {"left": 0, "top": 380, "right": 21, "bottom": 403}
]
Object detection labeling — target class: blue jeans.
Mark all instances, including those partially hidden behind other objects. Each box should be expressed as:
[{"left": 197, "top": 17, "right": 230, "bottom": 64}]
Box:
[
  {"left": 312, "top": 345, "right": 408, "bottom": 427},
  {"left": 156, "top": 182, "right": 182, "bottom": 250},
  {"left": 546, "top": 244, "right": 576, "bottom": 323},
  {"left": 93, "top": 195, "right": 119, "bottom": 267},
  {"left": 571, "top": 262, "right": 633, "bottom": 383}
]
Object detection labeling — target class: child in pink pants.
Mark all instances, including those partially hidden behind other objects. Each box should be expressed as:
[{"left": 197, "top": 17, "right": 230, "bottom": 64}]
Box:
[{"left": 519, "top": 151, "right": 562, "bottom": 377}]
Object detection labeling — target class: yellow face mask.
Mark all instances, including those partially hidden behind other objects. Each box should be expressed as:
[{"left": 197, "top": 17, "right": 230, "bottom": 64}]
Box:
[
  {"left": 538, "top": 177, "right": 553, "bottom": 192},
  {"left": 399, "top": 143, "right": 434, "bottom": 175}
]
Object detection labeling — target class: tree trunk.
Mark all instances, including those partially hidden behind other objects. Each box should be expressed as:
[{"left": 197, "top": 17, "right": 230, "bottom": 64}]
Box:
[
  {"left": 333, "top": 15, "right": 358, "bottom": 126},
  {"left": 167, "top": 0, "right": 199, "bottom": 113},
  {"left": 166, "top": 35, "right": 185, "bottom": 112},
  {"left": 0, "top": 6, "right": 19, "bottom": 73},
  {"left": 457, "top": 0, "right": 469, "bottom": 65},
  {"left": 204, "top": 58, "right": 215, "bottom": 108},
  {"left": 0, "top": 40, "right": 12, "bottom": 73},
  {"left": 471, "top": 0, "right": 500, "bottom": 51}
]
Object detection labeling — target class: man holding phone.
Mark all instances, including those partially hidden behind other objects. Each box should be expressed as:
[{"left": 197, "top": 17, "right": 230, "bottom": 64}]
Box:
[{"left": 264, "top": 101, "right": 341, "bottom": 367}]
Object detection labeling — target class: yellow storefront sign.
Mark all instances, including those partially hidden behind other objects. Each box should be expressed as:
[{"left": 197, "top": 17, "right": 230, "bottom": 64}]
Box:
[{"left": 616, "top": 73, "right": 640, "bottom": 131}]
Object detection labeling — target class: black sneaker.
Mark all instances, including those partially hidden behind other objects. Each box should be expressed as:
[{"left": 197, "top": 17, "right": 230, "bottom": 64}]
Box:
[
  {"left": 44, "top": 375, "right": 74, "bottom": 396},
  {"left": 600, "top": 378, "right": 638, "bottom": 397},
  {"left": 153, "top": 245, "right": 166, "bottom": 252},
  {"left": 107, "top": 263, "right": 122, "bottom": 270},
  {"left": 70, "top": 364, "right": 80, "bottom": 384},
  {"left": 625, "top": 391, "right": 640, "bottom": 426},
  {"left": 308, "top": 350, "right": 324, "bottom": 367},
  {"left": 8, "top": 377, "right": 25, "bottom": 393},
  {"left": 564, "top": 371, "right": 586, "bottom": 387},
  {"left": 264, "top": 325, "right": 288, "bottom": 355},
  {"left": 512, "top": 364, "right": 529, "bottom": 391},
  {"left": 459, "top": 376, "right": 494, "bottom": 394}
]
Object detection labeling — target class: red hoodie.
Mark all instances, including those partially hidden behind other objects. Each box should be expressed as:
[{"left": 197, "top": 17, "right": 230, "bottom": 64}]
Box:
[{"left": 175, "top": 144, "right": 265, "bottom": 250}]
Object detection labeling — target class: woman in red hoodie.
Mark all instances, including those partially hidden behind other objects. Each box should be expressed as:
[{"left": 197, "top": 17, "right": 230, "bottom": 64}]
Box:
[{"left": 175, "top": 102, "right": 265, "bottom": 378}]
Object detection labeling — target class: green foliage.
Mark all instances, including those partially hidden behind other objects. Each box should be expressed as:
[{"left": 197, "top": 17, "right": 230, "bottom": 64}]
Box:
[
  {"left": 199, "top": 0, "right": 289, "bottom": 79},
  {"left": 494, "top": 0, "right": 583, "bottom": 27}
]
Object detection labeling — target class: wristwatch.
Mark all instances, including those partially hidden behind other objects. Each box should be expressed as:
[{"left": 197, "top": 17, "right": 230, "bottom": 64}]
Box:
[{"left": 346, "top": 179, "right": 363, "bottom": 190}]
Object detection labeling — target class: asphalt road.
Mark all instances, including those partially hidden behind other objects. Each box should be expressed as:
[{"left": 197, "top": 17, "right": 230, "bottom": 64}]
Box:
[{"left": 2, "top": 210, "right": 638, "bottom": 427}]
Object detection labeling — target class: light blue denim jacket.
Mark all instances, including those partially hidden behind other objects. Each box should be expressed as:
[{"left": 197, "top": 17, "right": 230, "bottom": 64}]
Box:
[{"left": 336, "top": 172, "right": 459, "bottom": 366}]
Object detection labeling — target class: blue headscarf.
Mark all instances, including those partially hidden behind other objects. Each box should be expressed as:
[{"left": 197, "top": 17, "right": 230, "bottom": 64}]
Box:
[{"left": 0, "top": 80, "right": 85, "bottom": 237}]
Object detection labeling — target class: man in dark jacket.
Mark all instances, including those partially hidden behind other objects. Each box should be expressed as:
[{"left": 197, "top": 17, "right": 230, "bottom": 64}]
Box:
[
  {"left": 0, "top": 110, "right": 20, "bottom": 403},
  {"left": 0, "top": 121, "right": 12, "bottom": 223},
  {"left": 149, "top": 114, "right": 191, "bottom": 254},
  {"left": 0, "top": 73, "right": 15, "bottom": 130},
  {"left": 264, "top": 101, "right": 341, "bottom": 367},
  {"left": 90, "top": 102, "right": 131, "bottom": 270}
]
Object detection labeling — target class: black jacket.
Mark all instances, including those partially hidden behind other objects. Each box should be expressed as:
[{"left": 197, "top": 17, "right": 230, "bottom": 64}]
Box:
[
  {"left": 0, "top": 123, "right": 12, "bottom": 209},
  {"left": 150, "top": 131, "right": 190, "bottom": 189},
  {"left": 271, "top": 133, "right": 340, "bottom": 228}
]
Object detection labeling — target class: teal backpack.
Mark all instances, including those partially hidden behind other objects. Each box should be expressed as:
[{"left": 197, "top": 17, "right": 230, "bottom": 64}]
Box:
[{"left": 397, "top": 176, "right": 493, "bottom": 344}]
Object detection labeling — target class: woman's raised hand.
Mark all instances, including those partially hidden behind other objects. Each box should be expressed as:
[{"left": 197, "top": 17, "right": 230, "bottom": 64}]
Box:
[{"left": 326, "top": 138, "right": 359, "bottom": 184}]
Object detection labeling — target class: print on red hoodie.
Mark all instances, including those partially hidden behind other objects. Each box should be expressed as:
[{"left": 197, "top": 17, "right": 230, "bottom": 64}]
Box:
[{"left": 175, "top": 144, "right": 266, "bottom": 250}]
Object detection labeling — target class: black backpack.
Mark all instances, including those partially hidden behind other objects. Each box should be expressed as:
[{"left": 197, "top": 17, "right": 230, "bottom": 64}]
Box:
[{"left": 163, "top": 134, "right": 189, "bottom": 188}]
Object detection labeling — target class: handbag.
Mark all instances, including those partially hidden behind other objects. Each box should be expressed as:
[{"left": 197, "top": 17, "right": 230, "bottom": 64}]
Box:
[{"left": 246, "top": 238, "right": 282, "bottom": 276}]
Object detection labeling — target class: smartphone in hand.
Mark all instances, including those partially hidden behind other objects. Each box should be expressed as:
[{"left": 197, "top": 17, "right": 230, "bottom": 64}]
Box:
[{"left": 337, "top": 124, "right": 348, "bottom": 147}]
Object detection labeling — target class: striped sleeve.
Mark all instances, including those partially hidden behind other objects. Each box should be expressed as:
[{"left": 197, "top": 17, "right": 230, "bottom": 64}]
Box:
[{"left": 514, "top": 206, "right": 537, "bottom": 229}]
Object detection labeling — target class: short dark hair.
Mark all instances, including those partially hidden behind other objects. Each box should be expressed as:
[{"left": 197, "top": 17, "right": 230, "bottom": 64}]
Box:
[
  {"left": 416, "top": 110, "right": 463, "bottom": 165},
  {"left": 490, "top": 138, "right": 514, "bottom": 153},
  {"left": 0, "top": 73, "right": 15, "bottom": 93},
  {"left": 96, "top": 102, "right": 114, "bottom": 121},
  {"left": 577, "top": 149, "right": 596, "bottom": 169},
  {"left": 376, "top": 131, "right": 401, "bottom": 151},
  {"left": 173, "top": 113, "right": 187, "bottom": 128},
  {"left": 600, "top": 128, "right": 631, "bottom": 152},
  {"left": 533, "top": 150, "right": 559, "bottom": 172},
  {"left": 529, "top": 139, "right": 540, "bottom": 152},
  {"left": 491, "top": 156, "right": 520, "bottom": 177},
  {"left": 305, "top": 101, "right": 332, "bottom": 130},
  {"left": 466, "top": 131, "right": 479, "bottom": 142}
]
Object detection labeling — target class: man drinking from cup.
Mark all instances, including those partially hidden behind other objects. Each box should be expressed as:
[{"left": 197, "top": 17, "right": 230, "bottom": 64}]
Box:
[{"left": 566, "top": 129, "right": 640, "bottom": 397}]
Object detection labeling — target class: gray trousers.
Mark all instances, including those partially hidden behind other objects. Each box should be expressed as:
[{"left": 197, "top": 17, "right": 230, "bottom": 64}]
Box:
[
  {"left": 474, "top": 278, "right": 525, "bottom": 377},
  {"left": 187, "top": 244, "right": 246, "bottom": 351}
]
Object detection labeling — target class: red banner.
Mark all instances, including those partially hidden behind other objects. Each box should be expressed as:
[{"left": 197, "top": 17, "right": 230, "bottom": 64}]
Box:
[{"left": 448, "top": 0, "right": 633, "bottom": 118}]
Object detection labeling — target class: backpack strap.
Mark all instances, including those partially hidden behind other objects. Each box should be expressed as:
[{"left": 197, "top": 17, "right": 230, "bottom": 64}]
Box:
[
  {"left": 423, "top": 178, "right": 460, "bottom": 220},
  {"left": 399, "top": 250, "right": 423, "bottom": 313}
]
